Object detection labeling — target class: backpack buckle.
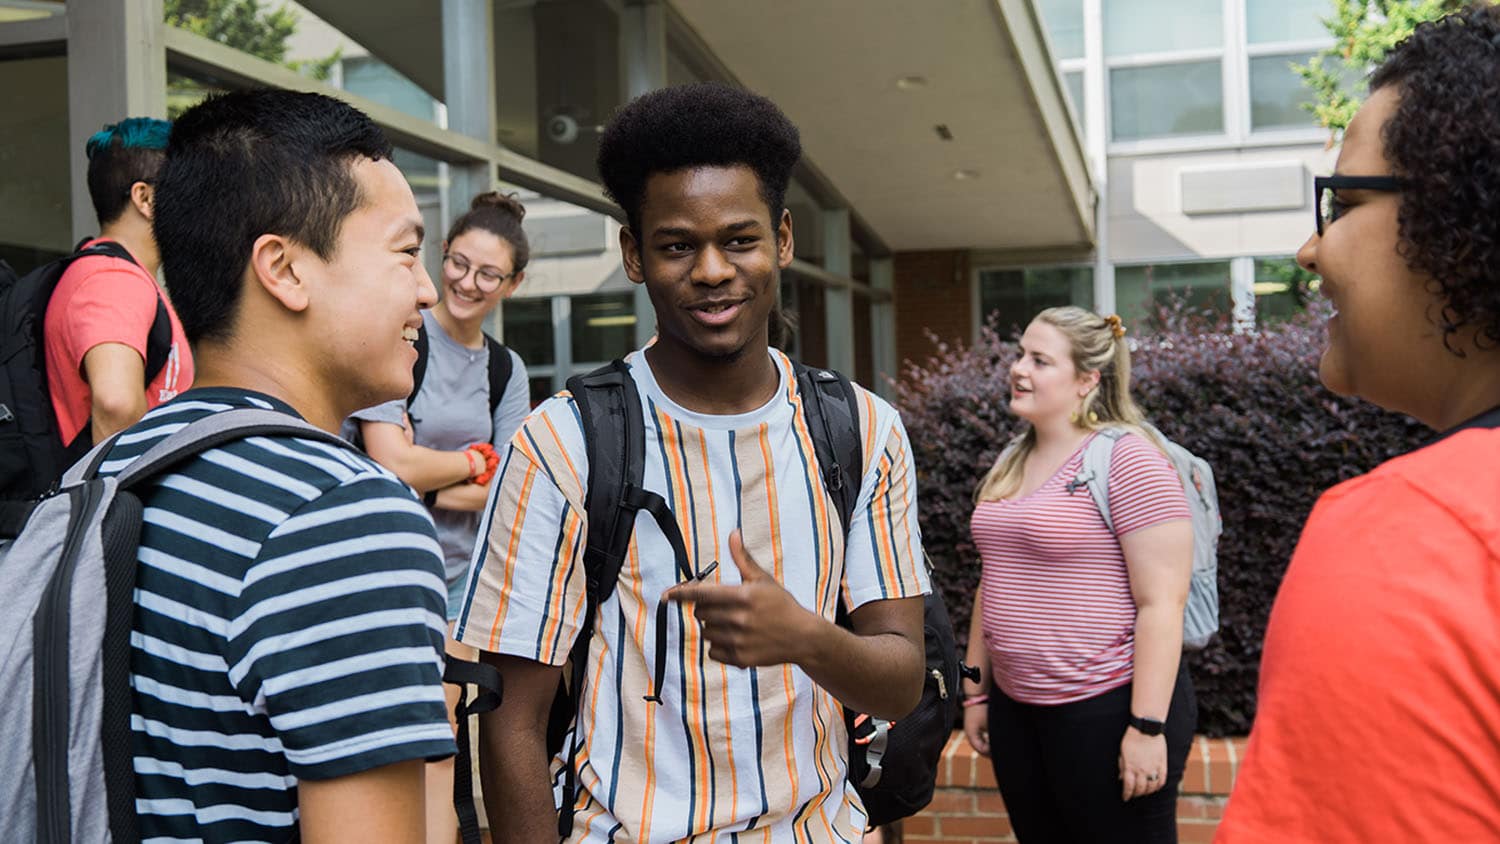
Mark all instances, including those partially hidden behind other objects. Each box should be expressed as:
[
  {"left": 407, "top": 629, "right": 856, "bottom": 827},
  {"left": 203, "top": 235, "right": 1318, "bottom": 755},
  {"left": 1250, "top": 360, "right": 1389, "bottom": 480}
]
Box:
[{"left": 0, "top": 403, "right": 13, "bottom": 424}]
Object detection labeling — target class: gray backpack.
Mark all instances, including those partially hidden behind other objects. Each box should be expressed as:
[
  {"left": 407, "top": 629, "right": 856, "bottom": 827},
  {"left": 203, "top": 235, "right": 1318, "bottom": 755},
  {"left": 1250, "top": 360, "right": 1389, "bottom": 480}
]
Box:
[
  {"left": 0, "top": 409, "right": 352, "bottom": 843},
  {"left": 1074, "top": 424, "right": 1222, "bottom": 650}
]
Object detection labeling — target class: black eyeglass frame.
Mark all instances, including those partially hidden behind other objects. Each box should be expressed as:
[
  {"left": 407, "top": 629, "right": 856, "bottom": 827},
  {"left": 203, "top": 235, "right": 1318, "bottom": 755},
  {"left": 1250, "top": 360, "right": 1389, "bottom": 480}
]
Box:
[
  {"left": 1314, "top": 175, "right": 1403, "bottom": 236},
  {"left": 442, "top": 252, "right": 518, "bottom": 293}
]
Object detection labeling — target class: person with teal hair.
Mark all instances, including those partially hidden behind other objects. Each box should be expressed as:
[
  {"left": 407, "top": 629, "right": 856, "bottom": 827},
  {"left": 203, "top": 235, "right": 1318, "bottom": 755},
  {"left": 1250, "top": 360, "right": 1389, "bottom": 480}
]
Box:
[{"left": 44, "top": 115, "right": 195, "bottom": 454}]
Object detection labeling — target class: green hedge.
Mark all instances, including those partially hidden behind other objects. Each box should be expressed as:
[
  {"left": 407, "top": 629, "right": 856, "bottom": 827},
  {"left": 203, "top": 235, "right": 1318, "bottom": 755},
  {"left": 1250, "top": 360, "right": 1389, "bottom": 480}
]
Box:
[{"left": 894, "top": 309, "right": 1426, "bottom": 736}]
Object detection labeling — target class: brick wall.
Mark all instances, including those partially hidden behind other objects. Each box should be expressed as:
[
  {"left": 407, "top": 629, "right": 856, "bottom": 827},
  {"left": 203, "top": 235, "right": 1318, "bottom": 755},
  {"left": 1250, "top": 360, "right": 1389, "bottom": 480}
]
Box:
[
  {"left": 892, "top": 732, "right": 1244, "bottom": 843},
  {"left": 893, "top": 250, "right": 972, "bottom": 375}
]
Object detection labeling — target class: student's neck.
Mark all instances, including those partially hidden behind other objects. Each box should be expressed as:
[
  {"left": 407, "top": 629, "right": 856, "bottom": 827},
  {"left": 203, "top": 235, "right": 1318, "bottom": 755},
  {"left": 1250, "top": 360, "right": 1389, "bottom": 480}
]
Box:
[
  {"left": 1031, "top": 416, "right": 1090, "bottom": 454},
  {"left": 431, "top": 300, "right": 485, "bottom": 348},
  {"left": 1420, "top": 349, "right": 1500, "bottom": 431},
  {"left": 644, "top": 339, "right": 779, "bottom": 416},
  {"left": 98, "top": 217, "right": 160, "bottom": 277},
  {"left": 189, "top": 342, "right": 346, "bottom": 433}
]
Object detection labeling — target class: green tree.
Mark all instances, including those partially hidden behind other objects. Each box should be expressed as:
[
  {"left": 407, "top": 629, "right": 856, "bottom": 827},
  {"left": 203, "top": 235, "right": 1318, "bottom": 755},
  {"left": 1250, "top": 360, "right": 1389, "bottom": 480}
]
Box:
[
  {"left": 165, "top": 0, "right": 341, "bottom": 116},
  {"left": 1295, "top": 0, "right": 1469, "bottom": 137}
]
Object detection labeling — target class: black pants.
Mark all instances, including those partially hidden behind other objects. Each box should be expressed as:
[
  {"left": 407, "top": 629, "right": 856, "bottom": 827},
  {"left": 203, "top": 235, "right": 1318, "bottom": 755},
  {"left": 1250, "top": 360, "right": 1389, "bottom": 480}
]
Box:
[{"left": 986, "top": 662, "right": 1196, "bottom": 844}]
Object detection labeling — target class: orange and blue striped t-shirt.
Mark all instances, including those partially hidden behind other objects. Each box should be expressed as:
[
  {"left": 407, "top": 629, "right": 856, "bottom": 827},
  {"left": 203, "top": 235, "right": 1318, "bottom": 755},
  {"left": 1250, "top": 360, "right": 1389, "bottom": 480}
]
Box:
[{"left": 455, "top": 349, "right": 927, "bottom": 842}]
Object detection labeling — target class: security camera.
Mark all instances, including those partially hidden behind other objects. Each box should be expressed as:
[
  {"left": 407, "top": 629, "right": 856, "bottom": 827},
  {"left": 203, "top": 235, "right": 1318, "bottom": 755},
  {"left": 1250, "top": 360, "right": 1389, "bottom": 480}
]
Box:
[{"left": 546, "top": 114, "right": 579, "bottom": 144}]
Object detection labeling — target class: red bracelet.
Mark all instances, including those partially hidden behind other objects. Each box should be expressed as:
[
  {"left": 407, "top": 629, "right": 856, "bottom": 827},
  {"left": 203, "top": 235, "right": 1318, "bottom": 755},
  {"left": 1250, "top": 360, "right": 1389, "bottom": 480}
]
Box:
[
  {"left": 962, "top": 694, "right": 989, "bottom": 708},
  {"left": 463, "top": 448, "right": 480, "bottom": 480}
]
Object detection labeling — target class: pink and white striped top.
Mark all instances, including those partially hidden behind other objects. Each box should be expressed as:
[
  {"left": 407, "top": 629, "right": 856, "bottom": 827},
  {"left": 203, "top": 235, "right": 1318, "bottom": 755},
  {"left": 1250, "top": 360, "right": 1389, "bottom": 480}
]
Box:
[{"left": 971, "top": 431, "right": 1189, "bottom": 705}]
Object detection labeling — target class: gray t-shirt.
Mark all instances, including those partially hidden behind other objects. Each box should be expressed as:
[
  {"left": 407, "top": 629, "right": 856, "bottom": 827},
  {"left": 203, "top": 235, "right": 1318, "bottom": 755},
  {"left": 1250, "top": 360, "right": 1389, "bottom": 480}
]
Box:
[{"left": 349, "top": 310, "right": 530, "bottom": 613}]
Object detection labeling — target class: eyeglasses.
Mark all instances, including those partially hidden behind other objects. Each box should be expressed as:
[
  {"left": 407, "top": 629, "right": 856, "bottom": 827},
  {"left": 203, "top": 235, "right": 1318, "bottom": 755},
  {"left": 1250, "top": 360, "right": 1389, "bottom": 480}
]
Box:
[
  {"left": 443, "top": 252, "right": 517, "bottom": 293},
  {"left": 1314, "top": 175, "right": 1402, "bottom": 236}
]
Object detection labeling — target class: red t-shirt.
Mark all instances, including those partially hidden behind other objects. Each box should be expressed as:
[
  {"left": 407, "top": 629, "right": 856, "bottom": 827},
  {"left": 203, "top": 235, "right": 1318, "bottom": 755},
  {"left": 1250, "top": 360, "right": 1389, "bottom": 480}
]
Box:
[
  {"left": 971, "top": 431, "right": 1191, "bottom": 704},
  {"left": 43, "top": 239, "right": 194, "bottom": 444},
  {"left": 1217, "top": 428, "right": 1500, "bottom": 843}
]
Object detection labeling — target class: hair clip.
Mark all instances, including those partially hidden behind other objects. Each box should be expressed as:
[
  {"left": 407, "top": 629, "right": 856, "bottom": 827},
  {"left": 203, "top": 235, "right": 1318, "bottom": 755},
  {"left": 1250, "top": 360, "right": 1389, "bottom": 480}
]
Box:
[{"left": 1104, "top": 314, "right": 1127, "bottom": 339}]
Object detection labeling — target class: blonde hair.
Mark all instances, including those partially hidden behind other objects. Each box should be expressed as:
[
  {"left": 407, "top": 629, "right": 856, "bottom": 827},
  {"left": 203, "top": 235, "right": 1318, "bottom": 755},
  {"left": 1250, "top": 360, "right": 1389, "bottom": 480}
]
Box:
[{"left": 973, "top": 306, "right": 1155, "bottom": 502}]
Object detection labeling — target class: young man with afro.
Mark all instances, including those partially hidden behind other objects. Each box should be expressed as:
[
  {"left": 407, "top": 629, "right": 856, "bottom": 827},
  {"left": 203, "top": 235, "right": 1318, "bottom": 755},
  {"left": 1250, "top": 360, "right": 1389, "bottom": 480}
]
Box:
[{"left": 457, "top": 82, "right": 930, "bottom": 841}]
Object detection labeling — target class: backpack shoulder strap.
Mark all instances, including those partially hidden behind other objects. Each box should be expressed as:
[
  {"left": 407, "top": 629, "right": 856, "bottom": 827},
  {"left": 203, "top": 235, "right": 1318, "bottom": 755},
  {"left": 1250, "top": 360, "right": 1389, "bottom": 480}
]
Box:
[
  {"left": 566, "top": 359, "right": 644, "bottom": 611},
  {"left": 1076, "top": 427, "right": 1128, "bottom": 534},
  {"left": 793, "top": 362, "right": 864, "bottom": 535},
  {"left": 110, "top": 409, "right": 352, "bottom": 490},
  {"left": 484, "top": 335, "right": 514, "bottom": 422},
  {"left": 557, "top": 359, "right": 646, "bottom": 839},
  {"left": 406, "top": 321, "right": 431, "bottom": 408}
]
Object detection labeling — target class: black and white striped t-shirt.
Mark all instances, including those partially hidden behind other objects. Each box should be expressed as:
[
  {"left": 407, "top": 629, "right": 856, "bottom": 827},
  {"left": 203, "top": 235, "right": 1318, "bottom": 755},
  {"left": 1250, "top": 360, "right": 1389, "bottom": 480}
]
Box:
[{"left": 99, "top": 388, "right": 455, "bottom": 843}]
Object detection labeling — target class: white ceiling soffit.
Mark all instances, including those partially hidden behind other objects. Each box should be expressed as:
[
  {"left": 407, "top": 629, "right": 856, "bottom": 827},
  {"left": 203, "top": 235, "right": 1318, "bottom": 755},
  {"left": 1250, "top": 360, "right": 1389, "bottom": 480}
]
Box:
[
  {"left": 669, "top": 0, "right": 1094, "bottom": 252},
  {"left": 298, "top": 0, "right": 444, "bottom": 97}
]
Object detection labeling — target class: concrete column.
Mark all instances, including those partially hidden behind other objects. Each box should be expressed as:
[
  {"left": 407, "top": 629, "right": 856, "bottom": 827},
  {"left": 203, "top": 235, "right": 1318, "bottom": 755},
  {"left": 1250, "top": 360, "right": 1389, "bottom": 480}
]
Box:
[
  {"left": 822, "top": 208, "right": 854, "bottom": 375},
  {"left": 66, "top": 0, "right": 166, "bottom": 242},
  {"left": 1081, "top": 0, "right": 1114, "bottom": 315},
  {"left": 621, "top": 0, "right": 667, "bottom": 348},
  {"left": 1230, "top": 255, "right": 1255, "bottom": 332},
  {"left": 869, "top": 257, "right": 896, "bottom": 399},
  {"left": 442, "top": 0, "right": 496, "bottom": 221}
]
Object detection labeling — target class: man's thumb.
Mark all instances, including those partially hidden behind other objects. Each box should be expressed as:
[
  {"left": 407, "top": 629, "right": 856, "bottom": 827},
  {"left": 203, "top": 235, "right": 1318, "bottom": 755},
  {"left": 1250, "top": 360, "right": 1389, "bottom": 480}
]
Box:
[{"left": 728, "top": 529, "right": 763, "bottom": 582}]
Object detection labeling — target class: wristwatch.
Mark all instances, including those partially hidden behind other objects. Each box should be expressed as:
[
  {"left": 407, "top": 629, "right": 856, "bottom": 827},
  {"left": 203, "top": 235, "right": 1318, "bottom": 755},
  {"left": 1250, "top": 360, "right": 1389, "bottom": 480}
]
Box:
[{"left": 1128, "top": 714, "right": 1165, "bottom": 736}]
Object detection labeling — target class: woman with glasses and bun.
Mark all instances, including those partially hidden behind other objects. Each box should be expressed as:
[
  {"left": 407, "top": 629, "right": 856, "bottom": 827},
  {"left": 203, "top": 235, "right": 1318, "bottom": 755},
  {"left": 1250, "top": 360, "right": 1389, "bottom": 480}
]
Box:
[
  {"left": 961, "top": 306, "right": 1196, "bottom": 843},
  {"left": 1218, "top": 6, "right": 1500, "bottom": 841},
  {"left": 348, "top": 190, "right": 531, "bottom": 843}
]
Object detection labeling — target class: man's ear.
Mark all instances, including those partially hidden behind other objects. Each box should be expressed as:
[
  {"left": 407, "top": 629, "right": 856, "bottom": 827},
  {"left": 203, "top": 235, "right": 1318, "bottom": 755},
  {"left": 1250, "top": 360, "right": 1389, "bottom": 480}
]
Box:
[
  {"left": 776, "top": 208, "right": 795, "bottom": 270},
  {"left": 248, "top": 233, "right": 311, "bottom": 313},
  {"left": 620, "top": 225, "right": 645, "bottom": 284},
  {"left": 130, "top": 181, "right": 155, "bottom": 222}
]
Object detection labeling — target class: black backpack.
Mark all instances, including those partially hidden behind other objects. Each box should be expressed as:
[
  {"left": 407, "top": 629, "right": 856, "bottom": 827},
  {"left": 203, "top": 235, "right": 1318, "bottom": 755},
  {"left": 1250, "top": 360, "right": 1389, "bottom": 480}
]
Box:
[
  {"left": 347, "top": 321, "right": 514, "bottom": 447},
  {"left": 0, "top": 240, "right": 171, "bottom": 504},
  {"left": 555, "top": 358, "right": 971, "bottom": 835}
]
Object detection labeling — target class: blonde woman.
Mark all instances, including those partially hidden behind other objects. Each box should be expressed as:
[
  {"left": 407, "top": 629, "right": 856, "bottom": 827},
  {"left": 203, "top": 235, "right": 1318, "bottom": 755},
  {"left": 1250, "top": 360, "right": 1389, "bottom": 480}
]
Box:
[{"left": 961, "top": 307, "right": 1195, "bottom": 843}]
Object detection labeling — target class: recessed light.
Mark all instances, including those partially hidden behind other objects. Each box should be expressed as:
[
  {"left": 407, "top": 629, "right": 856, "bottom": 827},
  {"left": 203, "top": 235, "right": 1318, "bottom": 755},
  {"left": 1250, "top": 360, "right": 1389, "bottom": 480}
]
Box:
[
  {"left": 895, "top": 75, "right": 928, "bottom": 91},
  {"left": 952, "top": 169, "right": 981, "bottom": 181}
]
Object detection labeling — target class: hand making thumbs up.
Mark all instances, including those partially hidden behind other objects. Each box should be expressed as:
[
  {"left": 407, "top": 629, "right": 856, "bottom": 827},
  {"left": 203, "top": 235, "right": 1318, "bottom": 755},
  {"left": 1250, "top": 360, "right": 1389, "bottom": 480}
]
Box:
[{"left": 662, "top": 528, "right": 817, "bottom": 668}]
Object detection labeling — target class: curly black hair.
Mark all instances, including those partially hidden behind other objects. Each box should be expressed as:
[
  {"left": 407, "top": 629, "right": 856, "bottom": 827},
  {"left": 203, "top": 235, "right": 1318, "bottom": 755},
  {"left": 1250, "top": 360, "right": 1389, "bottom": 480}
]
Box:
[
  {"left": 1369, "top": 3, "right": 1500, "bottom": 350},
  {"left": 596, "top": 82, "right": 801, "bottom": 235}
]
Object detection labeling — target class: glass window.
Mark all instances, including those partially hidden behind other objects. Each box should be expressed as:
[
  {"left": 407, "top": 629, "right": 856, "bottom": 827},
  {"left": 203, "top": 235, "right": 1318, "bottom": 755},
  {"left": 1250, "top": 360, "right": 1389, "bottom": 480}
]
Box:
[
  {"left": 1115, "top": 261, "right": 1232, "bottom": 327},
  {"left": 527, "top": 376, "right": 554, "bottom": 405},
  {"left": 341, "top": 56, "right": 438, "bottom": 121},
  {"left": 1247, "top": 0, "right": 1329, "bottom": 44},
  {"left": 979, "top": 267, "right": 1095, "bottom": 337},
  {"left": 1110, "top": 61, "right": 1223, "bottom": 141},
  {"left": 1254, "top": 257, "right": 1320, "bottom": 325},
  {"left": 570, "top": 293, "right": 636, "bottom": 364},
  {"left": 1104, "top": 0, "right": 1221, "bottom": 56},
  {"left": 1036, "top": 0, "right": 1085, "bottom": 60},
  {"left": 501, "top": 297, "right": 555, "bottom": 367},
  {"left": 0, "top": 55, "right": 71, "bottom": 273},
  {"left": 1249, "top": 52, "right": 1316, "bottom": 131},
  {"left": 1064, "top": 70, "right": 1085, "bottom": 122}
]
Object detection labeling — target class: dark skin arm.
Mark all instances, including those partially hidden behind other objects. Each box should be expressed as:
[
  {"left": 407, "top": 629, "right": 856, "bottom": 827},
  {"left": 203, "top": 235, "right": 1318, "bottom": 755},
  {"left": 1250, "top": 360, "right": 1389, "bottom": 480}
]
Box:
[
  {"left": 664, "top": 529, "right": 925, "bottom": 719},
  {"left": 477, "top": 652, "right": 562, "bottom": 843}
]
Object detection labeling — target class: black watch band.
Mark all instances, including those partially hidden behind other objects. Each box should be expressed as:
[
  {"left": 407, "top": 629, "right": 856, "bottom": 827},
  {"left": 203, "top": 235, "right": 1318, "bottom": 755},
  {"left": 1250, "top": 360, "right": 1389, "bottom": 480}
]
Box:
[{"left": 1128, "top": 714, "right": 1165, "bottom": 736}]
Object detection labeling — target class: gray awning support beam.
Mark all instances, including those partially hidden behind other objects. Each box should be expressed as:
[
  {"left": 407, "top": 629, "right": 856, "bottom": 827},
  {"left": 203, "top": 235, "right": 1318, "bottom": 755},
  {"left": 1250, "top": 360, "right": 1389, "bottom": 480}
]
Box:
[{"left": 66, "top": 0, "right": 167, "bottom": 243}]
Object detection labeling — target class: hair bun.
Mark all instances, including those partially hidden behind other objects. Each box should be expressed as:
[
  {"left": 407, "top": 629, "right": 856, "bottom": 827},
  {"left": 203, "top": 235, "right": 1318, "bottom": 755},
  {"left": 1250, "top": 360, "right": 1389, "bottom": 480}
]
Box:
[{"left": 470, "top": 190, "right": 526, "bottom": 221}]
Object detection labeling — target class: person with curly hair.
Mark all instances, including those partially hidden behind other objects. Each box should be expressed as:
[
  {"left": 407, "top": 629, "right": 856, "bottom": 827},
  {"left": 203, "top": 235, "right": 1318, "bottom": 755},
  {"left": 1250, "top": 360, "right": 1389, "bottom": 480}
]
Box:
[
  {"left": 457, "top": 82, "right": 928, "bottom": 842},
  {"left": 1217, "top": 5, "right": 1500, "bottom": 841}
]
